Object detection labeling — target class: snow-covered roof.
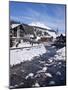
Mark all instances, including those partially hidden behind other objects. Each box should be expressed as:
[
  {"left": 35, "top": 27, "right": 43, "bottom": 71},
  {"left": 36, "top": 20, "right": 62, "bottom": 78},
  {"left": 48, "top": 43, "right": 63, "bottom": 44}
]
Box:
[
  {"left": 29, "top": 22, "right": 51, "bottom": 30},
  {"left": 11, "top": 24, "right": 20, "bottom": 29}
]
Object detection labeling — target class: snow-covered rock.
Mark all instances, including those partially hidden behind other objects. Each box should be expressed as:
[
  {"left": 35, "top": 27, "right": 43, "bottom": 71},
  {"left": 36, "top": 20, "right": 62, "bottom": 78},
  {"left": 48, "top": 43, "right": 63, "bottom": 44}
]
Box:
[
  {"left": 45, "top": 73, "right": 52, "bottom": 78},
  {"left": 25, "top": 73, "right": 34, "bottom": 79},
  {"left": 37, "top": 67, "right": 47, "bottom": 74},
  {"left": 33, "top": 82, "right": 40, "bottom": 87},
  {"left": 56, "top": 71, "right": 61, "bottom": 76},
  {"left": 42, "top": 67, "right": 47, "bottom": 72}
]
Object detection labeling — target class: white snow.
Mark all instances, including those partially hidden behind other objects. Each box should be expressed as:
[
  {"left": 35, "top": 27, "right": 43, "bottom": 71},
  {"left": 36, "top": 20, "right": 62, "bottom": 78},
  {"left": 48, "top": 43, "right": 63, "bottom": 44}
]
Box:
[
  {"left": 11, "top": 24, "right": 20, "bottom": 29},
  {"left": 29, "top": 22, "right": 51, "bottom": 30},
  {"left": 42, "top": 67, "right": 47, "bottom": 72},
  {"left": 36, "top": 68, "right": 52, "bottom": 78},
  {"left": 35, "top": 36, "right": 41, "bottom": 41},
  {"left": 37, "top": 67, "right": 47, "bottom": 73},
  {"left": 25, "top": 73, "right": 34, "bottom": 79},
  {"left": 48, "top": 47, "right": 65, "bottom": 62},
  {"left": 45, "top": 73, "right": 52, "bottom": 78},
  {"left": 48, "top": 59, "right": 53, "bottom": 63},
  {"left": 33, "top": 82, "right": 40, "bottom": 87},
  {"left": 45, "top": 30, "right": 56, "bottom": 38},
  {"left": 18, "top": 42, "right": 31, "bottom": 48},
  {"left": 54, "top": 47, "right": 65, "bottom": 61},
  {"left": 10, "top": 44, "right": 46, "bottom": 65},
  {"left": 11, "top": 41, "right": 40, "bottom": 48}
]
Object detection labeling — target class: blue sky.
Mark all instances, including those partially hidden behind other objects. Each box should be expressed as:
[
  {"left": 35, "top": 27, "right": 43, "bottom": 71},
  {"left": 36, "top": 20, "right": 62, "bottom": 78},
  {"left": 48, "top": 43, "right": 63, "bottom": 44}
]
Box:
[{"left": 10, "top": 1, "right": 66, "bottom": 34}]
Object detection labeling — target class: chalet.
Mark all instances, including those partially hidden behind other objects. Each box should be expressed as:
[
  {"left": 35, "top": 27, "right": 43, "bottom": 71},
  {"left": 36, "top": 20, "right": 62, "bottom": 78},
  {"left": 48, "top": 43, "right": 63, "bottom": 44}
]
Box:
[
  {"left": 10, "top": 23, "right": 57, "bottom": 47},
  {"left": 10, "top": 24, "right": 26, "bottom": 38}
]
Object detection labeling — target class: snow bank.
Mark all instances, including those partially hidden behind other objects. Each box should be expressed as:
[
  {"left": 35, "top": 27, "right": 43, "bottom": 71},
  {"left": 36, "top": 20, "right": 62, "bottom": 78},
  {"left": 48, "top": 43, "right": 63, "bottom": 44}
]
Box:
[
  {"left": 12, "top": 41, "right": 40, "bottom": 48},
  {"left": 54, "top": 47, "right": 65, "bottom": 61},
  {"left": 11, "top": 41, "right": 32, "bottom": 48},
  {"left": 48, "top": 47, "right": 66, "bottom": 63},
  {"left": 10, "top": 44, "right": 46, "bottom": 65},
  {"left": 18, "top": 42, "right": 32, "bottom": 47}
]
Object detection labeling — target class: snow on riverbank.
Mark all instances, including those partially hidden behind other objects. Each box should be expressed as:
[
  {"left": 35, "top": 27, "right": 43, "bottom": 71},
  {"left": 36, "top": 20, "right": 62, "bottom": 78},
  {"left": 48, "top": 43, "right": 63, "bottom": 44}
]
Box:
[
  {"left": 47, "top": 47, "right": 65, "bottom": 62},
  {"left": 46, "top": 46, "right": 65, "bottom": 64},
  {"left": 10, "top": 44, "right": 46, "bottom": 65},
  {"left": 54, "top": 47, "right": 65, "bottom": 61}
]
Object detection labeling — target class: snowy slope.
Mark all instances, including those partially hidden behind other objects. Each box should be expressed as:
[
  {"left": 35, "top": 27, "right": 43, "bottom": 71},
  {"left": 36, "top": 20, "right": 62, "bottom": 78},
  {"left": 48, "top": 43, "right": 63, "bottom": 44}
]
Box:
[
  {"left": 48, "top": 47, "right": 65, "bottom": 62},
  {"left": 54, "top": 47, "right": 65, "bottom": 61},
  {"left": 10, "top": 44, "right": 46, "bottom": 65}
]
